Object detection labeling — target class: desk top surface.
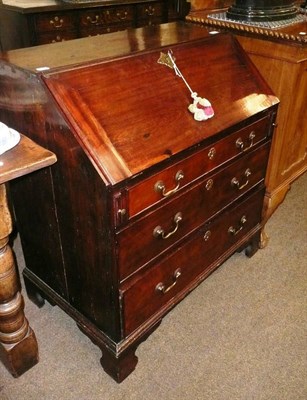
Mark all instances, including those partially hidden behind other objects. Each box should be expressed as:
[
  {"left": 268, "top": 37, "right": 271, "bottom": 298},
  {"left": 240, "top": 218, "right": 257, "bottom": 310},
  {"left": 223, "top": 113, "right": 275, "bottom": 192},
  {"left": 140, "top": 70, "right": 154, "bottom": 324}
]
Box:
[{"left": 0, "top": 23, "right": 212, "bottom": 72}]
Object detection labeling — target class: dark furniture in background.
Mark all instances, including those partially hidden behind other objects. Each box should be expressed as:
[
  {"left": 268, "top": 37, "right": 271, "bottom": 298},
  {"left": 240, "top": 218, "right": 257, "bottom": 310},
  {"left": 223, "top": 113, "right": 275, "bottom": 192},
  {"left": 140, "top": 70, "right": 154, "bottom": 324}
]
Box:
[
  {"left": 187, "top": 2, "right": 307, "bottom": 242},
  {"left": 0, "top": 22, "right": 278, "bottom": 382},
  {"left": 0, "top": 0, "right": 189, "bottom": 51},
  {"left": 226, "top": 0, "right": 298, "bottom": 21}
]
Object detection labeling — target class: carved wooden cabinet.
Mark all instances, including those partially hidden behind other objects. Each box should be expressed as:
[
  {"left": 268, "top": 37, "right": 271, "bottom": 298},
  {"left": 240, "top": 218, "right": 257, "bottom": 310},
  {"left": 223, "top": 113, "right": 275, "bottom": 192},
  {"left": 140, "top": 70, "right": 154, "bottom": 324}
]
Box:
[
  {"left": 186, "top": 7, "right": 307, "bottom": 229},
  {"left": 0, "top": 0, "right": 176, "bottom": 50},
  {"left": 0, "top": 22, "right": 278, "bottom": 382}
]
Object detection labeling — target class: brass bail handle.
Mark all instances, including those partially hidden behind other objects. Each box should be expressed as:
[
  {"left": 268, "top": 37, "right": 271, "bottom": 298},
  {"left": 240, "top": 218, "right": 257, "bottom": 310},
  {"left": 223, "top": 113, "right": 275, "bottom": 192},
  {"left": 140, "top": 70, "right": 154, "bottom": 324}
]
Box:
[
  {"left": 153, "top": 212, "right": 183, "bottom": 239},
  {"left": 231, "top": 168, "right": 251, "bottom": 190},
  {"left": 236, "top": 131, "right": 256, "bottom": 152},
  {"left": 154, "top": 170, "right": 184, "bottom": 198},
  {"left": 228, "top": 215, "right": 247, "bottom": 236},
  {"left": 156, "top": 268, "right": 182, "bottom": 294},
  {"left": 86, "top": 15, "right": 100, "bottom": 25}
]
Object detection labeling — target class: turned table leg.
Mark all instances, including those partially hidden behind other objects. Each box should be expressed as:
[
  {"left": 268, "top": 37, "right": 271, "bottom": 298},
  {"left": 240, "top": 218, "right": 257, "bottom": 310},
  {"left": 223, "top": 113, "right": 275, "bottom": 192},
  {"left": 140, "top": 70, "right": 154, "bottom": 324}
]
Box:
[{"left": 0, "top": 184, "right": 38, "bottom": 377}]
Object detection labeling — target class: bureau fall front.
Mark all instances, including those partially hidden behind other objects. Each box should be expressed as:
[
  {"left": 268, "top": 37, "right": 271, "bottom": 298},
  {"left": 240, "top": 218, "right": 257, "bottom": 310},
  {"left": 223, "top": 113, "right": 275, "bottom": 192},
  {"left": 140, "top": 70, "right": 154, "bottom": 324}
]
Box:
[{"left": 0, "top": 22, "right": 279, "bottom": 382}]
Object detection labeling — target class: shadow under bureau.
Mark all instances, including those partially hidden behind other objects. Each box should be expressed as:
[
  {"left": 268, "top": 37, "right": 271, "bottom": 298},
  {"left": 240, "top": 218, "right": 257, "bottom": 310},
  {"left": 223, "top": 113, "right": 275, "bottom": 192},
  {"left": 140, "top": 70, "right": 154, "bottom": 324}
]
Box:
[{"left": 0, "top": 22, "right": 279, "bottom": 382}]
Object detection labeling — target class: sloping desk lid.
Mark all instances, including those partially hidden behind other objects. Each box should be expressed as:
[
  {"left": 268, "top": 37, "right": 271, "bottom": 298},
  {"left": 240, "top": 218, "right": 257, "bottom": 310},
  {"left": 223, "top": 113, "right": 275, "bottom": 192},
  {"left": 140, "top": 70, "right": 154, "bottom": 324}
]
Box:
[{"left": 42, "top": 26, "right": 279, "bottom": 185}]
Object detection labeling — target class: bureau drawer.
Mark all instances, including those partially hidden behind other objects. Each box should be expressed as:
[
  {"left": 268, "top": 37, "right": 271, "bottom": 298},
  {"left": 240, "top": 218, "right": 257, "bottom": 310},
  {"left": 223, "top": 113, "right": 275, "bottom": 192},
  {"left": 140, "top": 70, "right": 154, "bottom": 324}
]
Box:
[
  {"left": 78, "top": 8, "right": 134, "bottom": 31},
  {"left": 36, "top": 31, "right": 78, "bottom": 45},
  {"left": 127, "top": 116, "right": 271, "bottom": 218},
  {"left": 121, "top": 188, "right": 265, "bottom": 335},
  {"left": 34, "top": 12, "right": 77, "bottom": 32},
  {"left": 118, "top": 142, "right": 270, "bottom": 280},
  {"left": 80, "top": 24, "right": 131, "bottom": 37},
  {"left": 136, "top": 17, "right": 164, "bottom": 27}
]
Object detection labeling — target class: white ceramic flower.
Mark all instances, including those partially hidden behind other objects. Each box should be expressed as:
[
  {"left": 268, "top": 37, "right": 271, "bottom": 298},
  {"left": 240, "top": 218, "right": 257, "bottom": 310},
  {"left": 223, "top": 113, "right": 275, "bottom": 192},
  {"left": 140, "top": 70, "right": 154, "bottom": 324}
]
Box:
[
  {"left": 0, "top": 122, "right": 21, "bottom": 155},
  {"left": 188, "top": 93, "right": 214, "bottom": 122}
]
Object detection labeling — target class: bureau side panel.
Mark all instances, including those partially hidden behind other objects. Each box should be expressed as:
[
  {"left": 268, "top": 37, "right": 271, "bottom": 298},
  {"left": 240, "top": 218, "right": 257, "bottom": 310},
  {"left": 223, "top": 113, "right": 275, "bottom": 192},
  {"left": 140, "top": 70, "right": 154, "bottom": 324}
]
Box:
[
  {"left": 0, "top": 63, "right": 121, "bottom": 339},
  {"left": 47, "top": 125, "right": 121, "bottom": 340},
  {"left": 0, "top": 63, "right": 66, "bottom": 298}
]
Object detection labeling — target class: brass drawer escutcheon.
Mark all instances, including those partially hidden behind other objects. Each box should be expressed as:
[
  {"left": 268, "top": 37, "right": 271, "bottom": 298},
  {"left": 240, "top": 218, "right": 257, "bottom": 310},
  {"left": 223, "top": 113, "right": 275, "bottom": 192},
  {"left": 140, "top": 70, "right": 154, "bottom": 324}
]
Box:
[
  {"left": 155, "top": 268, "right": 181, "bottom": 294},
  {"left": 52, "top": 36, "right": 64, "bottom": 43},
  {"left": 236, "top": 131, "right": 256, "bottom": 152},
  {"left": 203, "top": 230, "right": 211, "bottom": 241},
  {"left": 228, "top": 215, "right": 247, "bottom": 236},
  {"left": 154, "top": 170, "right": 184, "bottom": 197},
  {"left": 205, "top": 178, "right": 214, "bottom": 191},
  {"left": 208, "top": 147, "right": 216, "bottom": 160},
  {"left": 231, "top": 168, "right": 251, "bottom": 190},
  {"left": 153, "top": 212, "right": 182, "bottom": 239}
]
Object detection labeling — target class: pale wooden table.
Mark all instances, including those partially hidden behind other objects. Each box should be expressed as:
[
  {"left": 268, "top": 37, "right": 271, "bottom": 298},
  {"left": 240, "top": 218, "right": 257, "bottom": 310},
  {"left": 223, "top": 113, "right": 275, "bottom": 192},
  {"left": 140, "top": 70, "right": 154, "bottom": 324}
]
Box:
[{"left": 0, "top": 134, "right": 56, "bottom": 377}]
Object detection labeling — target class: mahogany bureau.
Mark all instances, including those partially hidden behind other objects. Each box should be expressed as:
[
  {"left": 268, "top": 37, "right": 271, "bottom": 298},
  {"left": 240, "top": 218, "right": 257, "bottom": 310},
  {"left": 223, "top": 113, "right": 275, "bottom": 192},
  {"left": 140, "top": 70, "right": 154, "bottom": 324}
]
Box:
[{"left": 0, "top": 22, "right": 279, "bottom": 382}]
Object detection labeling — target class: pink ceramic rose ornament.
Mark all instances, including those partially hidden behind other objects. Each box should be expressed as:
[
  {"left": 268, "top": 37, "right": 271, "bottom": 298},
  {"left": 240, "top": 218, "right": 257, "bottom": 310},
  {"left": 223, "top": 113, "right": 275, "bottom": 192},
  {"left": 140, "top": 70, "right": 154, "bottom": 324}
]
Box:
[{"left": 188, "top": 92, "right": 214, "bottom": 122}]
